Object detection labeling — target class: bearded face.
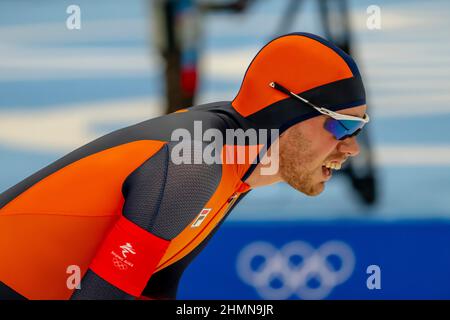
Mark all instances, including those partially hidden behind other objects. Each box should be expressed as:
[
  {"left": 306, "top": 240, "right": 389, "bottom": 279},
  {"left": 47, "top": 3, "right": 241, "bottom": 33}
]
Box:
[
  {"left": 279, "top": 126, "right": 328, "bottom": 196},
  {"left": 278, "top": 112, "right": 361, "bottom": 196}
]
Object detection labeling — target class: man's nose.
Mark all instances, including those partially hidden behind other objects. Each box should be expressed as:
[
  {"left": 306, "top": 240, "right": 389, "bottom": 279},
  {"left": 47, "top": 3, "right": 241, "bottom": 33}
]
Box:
[{"left": 337, "top": 136, "right": 360, "bottom": 157}]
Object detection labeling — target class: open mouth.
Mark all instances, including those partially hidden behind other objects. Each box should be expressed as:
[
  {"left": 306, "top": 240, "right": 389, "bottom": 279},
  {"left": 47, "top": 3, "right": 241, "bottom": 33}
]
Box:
[
  {"left": 322, "top": 165, "right": 332, "bottom": 178},
  {"left": 322, "top": 161, "right": 342, "bottom": 180}
]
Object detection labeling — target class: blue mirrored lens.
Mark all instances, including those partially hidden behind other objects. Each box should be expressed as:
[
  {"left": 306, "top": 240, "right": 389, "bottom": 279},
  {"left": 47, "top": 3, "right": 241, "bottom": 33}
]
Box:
[{"left": 324, "top": 118, "right": 365, "bottom": 140}]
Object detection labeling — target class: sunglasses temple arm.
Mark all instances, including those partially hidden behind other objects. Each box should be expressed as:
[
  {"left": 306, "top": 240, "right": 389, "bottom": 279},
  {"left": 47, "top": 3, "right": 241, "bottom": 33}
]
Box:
[
  {"left": 270, "top": 82, "right": 369, "bottom": 124},
  {"left": 269, "top": 82, "right": 326, "bottom": 115},
  {"left": 269, "top": 82, "right": 292, "bottom": 97}
]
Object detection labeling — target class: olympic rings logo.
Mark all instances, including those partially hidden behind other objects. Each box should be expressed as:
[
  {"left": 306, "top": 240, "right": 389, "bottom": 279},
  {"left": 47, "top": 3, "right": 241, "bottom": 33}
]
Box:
[
  {"left": 112, "top": 257, "right": 128, "bottom": 271},
  {"left": 236, "top": 240, "right": 355, "bottom": 300}
]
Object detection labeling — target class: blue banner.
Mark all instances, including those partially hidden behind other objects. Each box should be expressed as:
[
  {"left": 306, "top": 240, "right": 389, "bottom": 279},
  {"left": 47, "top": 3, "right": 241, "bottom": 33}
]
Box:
[{"left": 178, "top": 220, "right": 450, "bottom": 299}]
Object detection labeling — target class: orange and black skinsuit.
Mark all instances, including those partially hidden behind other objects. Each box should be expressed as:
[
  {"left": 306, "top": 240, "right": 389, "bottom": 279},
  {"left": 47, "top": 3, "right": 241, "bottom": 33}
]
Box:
[{"left": 0, "top": 33, "right": 365, "bottom": 300}]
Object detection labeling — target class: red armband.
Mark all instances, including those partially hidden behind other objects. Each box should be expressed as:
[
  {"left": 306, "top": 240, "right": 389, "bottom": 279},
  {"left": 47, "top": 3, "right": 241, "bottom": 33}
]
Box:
[{"left": 90, "top": 216, "right": 170, "bottom": 297}]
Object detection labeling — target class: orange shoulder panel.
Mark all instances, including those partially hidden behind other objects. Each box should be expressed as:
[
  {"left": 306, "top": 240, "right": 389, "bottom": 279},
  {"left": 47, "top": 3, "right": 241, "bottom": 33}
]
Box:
[{"left": 0, "top": 140, "right": 165, "bottom": 299}]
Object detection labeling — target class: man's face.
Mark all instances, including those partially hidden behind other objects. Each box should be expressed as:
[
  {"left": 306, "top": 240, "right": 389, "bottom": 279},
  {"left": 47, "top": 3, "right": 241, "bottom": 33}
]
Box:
[{"left": 278, "top": 105, "right": 367, "bottom": 196}]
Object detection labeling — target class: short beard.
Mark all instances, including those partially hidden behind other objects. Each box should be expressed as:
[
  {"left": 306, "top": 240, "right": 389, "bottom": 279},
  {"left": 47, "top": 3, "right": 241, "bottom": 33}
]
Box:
[{"left": 279, "top": 130, "right": 324, "bottom": 196}]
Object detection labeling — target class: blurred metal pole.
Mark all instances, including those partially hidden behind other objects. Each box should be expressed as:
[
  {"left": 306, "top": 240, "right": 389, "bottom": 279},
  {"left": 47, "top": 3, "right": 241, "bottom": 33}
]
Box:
[
  {"left": 152, "top": 0, "right": 202, "bottom": 114},
  {"left": 152, "top": 0, "right": 252, "bottom": 114},
  {"left": 318, "top": 0, "right": 377, "bottom": 206}
]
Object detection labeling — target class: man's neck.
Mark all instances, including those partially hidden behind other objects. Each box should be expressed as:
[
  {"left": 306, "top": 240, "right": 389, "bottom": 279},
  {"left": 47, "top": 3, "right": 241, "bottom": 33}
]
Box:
[{"left": 244, "top": 162, "right": 283, "bottom": 189}]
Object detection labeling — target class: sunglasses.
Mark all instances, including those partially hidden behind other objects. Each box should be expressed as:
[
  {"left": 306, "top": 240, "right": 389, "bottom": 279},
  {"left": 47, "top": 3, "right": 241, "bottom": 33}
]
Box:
[{"left": 269, "top": 81, "right": 370, "bottom": 140}]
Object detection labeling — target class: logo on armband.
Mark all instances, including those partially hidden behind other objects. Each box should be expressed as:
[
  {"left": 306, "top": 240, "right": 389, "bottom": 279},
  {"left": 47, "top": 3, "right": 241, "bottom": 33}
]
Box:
[
  {"left": 111, "top": 242, "right": 137, "bottom": 271},
  {"left": 120, "top": 242, "right": 136, "bottom": 258}
]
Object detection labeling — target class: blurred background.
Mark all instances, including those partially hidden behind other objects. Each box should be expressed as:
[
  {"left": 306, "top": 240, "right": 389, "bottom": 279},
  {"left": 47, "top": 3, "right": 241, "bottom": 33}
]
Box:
[{"left": 1, "top": 0, "right": 449, "bottom": 299}]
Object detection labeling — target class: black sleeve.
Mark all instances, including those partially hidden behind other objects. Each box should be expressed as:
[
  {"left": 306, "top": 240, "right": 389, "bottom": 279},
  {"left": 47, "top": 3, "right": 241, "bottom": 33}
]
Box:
[{"left": 71, "top": 142, "right": 222, "bottom": 300}]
